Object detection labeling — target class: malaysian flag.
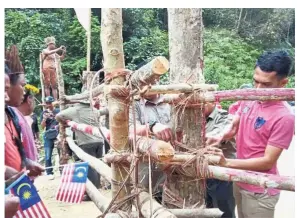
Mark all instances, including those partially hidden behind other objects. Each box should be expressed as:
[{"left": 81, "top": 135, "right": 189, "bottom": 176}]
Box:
[
  {"left": 56, "top": 162, "right": 89, "bottom": 203},
  {"left": 6, "top": 173, "right": 51, "bottom": 218}
]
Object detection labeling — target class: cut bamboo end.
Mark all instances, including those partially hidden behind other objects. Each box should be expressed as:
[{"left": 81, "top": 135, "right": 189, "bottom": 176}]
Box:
[{"left": 153, "top": 56, "right": 170, "bottom": 75}]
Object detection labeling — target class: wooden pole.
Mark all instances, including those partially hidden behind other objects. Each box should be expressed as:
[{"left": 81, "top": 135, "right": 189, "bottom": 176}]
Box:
[
  {"left": 39, "top": 54, "right": 45, "bottom": 109},
  {"left": 55, "top": 54, "right": 70, "bottom": 165},
  {"left": 208, "top": 165, "right": 295, "bottom": 191},
  {"left": 169, "top": 208, "right": 223, "bottom": 218},
  {"left": 130, "top": 56, "right": 169, "bottom": 88},
  {"left": 164, "top": 8, "right": 206, "bottom": 209},
  {"left": 104, "top": 152, "right": 221, "bottom": 165},
  {"left": 161, "top": 88, "right": 295, "bottom": 104},
  {"left": 87, "top": 8, "right": 92, "bottom": 72},
  {"left": 66, "top": 137, "right": 112, "bottom": 182},
  {"left": 101, "top": 8, "right": 131, "bottom": 212}
]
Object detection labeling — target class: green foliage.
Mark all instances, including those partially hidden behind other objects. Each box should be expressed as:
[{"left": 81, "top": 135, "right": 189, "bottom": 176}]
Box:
[
  {"left": 5, "top": 8, "right": 295, "bottom": 108},
  {"left": 124, "top": 28, "right": 169, "bottom": 70}
]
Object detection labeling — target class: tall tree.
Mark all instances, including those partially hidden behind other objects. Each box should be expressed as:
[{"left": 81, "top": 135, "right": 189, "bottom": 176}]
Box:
[{"left": 163, "top": 8, "right": 206, "bottom": 208}]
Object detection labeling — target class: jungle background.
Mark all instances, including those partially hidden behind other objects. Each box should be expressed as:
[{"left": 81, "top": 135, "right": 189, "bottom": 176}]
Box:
[{"left": 5, "top": 8, "right": 295, "bottom": 109}]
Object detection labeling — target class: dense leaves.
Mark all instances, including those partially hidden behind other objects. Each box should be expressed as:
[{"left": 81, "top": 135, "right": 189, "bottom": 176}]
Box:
[{"left": 5, "top": 8, "right": 295, "bottom": 104}]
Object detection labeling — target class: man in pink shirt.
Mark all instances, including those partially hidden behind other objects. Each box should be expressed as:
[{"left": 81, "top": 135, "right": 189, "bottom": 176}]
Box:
[{"left": 206, "top": 50, "right": 294, "bottom": 218}]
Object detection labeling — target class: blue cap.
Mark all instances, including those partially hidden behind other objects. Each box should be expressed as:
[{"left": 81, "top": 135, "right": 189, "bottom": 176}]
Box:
[{"left": 45, "top": 96, "right": 55, "bottom": 103}]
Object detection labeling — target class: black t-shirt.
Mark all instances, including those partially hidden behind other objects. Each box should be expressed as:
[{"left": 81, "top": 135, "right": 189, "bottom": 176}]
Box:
[
  {"left": 31, "top": 113, "right": 39, "bottom": 135},
  {"left": 40, "top": 108, "right": 60, "bottom": 131}
]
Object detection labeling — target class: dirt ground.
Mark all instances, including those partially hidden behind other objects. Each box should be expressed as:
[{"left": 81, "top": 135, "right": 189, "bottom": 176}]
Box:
[
  {"left": 35, "top": 175, "right": 101, "bottom": 218},
  {"left": 35, "top": 149, "right": 112, "bottom": 218}
]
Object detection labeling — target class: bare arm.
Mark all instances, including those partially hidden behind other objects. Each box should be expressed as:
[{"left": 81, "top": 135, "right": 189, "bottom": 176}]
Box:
[
  {"left": 206, "top": 115, "right": 240, "bottom": 146},
  {"left": 59, "top": 50, "right": 66, "bottom": 61},
  {"left": 55, "top": 106, "right": 76, "bottom": 123},
  {"left": 42, "top": 48, "right": 61, "bottom": 57},
  {"left": 225, "top": 145, "right": 283, "bottom": 171}
]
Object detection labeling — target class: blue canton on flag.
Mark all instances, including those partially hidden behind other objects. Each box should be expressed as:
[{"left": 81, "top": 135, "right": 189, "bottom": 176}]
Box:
[
  {"left": 8, "top": 173, "right": 51, "bottom": 218},
  {"left": 56, "top": 162, "right": 89, "bottom": 203}
]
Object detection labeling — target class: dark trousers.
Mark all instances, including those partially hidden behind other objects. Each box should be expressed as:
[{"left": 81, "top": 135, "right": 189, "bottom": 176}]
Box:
[
  {"left": 43, "top": 136, "right": 55, "bottom": 175},
  {"left": 73, "top": 142, "right": 103, "bottom": 190},
  {"left": 206, "top": 179, "right": 235, "bottom": 218}
]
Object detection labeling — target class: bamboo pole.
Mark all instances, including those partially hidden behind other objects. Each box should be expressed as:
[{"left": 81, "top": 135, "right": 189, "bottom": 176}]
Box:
[
  {"left": 63, "top": 84, "right": 104, "bottom": 102},
  {"left": 101, "top": 8, "right": 131, "bottom": 212},
  {"left": 87, "top": 8, "right": 92, "bottom": 72},
  {"left": 86, "top": 179, "right": 109, "bottom": 212},
  {"left": 130, "top": 56, "right": 169, "bottom": 88},
  {"left": 66, "top": 137, "right": 112, "bottom": 182},
  {"left": 169, "top": 208, "right": 223, "bottom": 218},
  {"left": 39, "top": 53, "right": 45, "bottom": 109},
  {"left": 162, "top": 88, "right": 295, "bottom": 105},
  {"left": 67, "top": 137, "right": 176, "bottom": 218},
  {"left": 55, "top": 54, "right": 70, "bottom": 165},
  {"left": 104, "top": 153, "right": 221, "bottom": 166},
  {"left": 65, "top": 120, "right": 174, "bottom": 162},
  {"left": 208, "top": 165, "right": 295, "bottom": 191}
]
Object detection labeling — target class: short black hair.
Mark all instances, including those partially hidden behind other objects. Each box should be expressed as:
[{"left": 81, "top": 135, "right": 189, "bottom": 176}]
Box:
[{"left": 255, "top": 50, "right": 292, "bottom": 79}]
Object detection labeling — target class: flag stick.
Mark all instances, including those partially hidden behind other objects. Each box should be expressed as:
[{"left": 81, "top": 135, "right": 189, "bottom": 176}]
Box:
[{"left": 5, "top": 170, "right": 30, "bottom": 193}]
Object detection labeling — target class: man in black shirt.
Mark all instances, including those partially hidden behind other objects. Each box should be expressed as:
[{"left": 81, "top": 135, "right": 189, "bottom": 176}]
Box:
[{"left": 40, "top": 96, "right": 60, "bottom": 179}]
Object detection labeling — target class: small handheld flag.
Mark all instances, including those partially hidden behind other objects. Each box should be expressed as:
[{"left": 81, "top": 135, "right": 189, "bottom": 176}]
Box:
[
  {"left": 56, "top": 162, "right": 89, "bottom": 203},
  {"left": 6, "top": 173, "right": 51, "bottom": 218}
]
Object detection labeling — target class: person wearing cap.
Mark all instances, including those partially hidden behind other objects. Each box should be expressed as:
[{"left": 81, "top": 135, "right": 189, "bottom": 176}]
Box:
[
  {"left": 228, "top": 83, "right": 253, "bottom": 115},
  {"left": 40, "top": 96, "right": 60, "bottom": 179},
  {"left": 41, "top": 36, "right": 66, "bottom": 100}
]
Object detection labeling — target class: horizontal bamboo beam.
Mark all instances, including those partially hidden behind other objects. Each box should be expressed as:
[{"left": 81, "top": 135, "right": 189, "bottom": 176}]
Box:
[
  {"left": 66, "top": 137, "right": 112, "bottom": 182},
  {"left": 67, "top": 137, "right": 175, "bottom": 218},
  {"left": 163, "top": 88, "right": 295, "bottom": 104},
  {"left": 135, "top": 137, "right": 174, "bottom": 161},
  {"left": 209, "top": 165, "right": 295, "bottom": 191},
  {"left": 138, "top": 191, "right": 177, "bottom": 218},
  {"left": 130, "top": 56, "right": 169, "bottom": 88},
  {"left": 104, "top": 153, "right": 221, "bottom": 165},
  {"left": 168, "top": 208, "right": 223, "bottom": 218},
  {"left": 65, "top": 120, "right": 174, "bottom": 162},
  {"left": 146, "top": 83, "right": 218, "bottom": 94},
  {"left": 86, "top": 179, "right": 109, "bottom": 212},
  {"left": 63, "top": 84, "right": 104, "bottom": 101}
]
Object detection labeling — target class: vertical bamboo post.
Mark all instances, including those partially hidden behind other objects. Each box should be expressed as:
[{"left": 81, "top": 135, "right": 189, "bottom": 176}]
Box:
[
  {"left": 87, "top": 8, "right": 92, "bottom": 72},
  {"left": 39, "top": 53, "right": 45, "bottom": 109},
  {"left": 101, "top": 8, "right": 131, "bottom": 212},
  {"left": 55, "top": 54, "right": 69, "bottom": 165}
]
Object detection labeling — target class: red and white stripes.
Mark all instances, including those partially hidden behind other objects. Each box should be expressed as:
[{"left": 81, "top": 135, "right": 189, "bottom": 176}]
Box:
[
  {"left": 55, "top": 163, "right": 86, "bottom": 204},
  {"left": 13, "top": 201, "right": 51, "bottom": 218}
]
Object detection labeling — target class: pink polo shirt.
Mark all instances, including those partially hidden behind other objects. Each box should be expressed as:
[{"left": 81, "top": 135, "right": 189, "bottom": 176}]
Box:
[{"left": 236, "top": 101, "right": 294, "bottom": 195}]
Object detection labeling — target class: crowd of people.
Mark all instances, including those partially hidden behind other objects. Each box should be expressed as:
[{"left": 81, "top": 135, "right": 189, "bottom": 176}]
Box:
[{"left": 4, "top": 38, "right": 294, "bottom": 218}]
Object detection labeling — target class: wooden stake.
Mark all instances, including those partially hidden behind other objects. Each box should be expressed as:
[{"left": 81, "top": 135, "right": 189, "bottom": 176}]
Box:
[{"left": 130, "top": 56, "right": 169, "bottom": 88}]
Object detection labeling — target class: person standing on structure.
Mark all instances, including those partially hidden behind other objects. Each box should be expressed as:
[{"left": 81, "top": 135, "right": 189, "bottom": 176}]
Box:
[{"left": 41, "top": 36, "right": 66, "bottom": 100}]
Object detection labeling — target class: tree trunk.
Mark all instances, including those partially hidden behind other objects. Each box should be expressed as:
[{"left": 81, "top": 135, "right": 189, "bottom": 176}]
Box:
[
  {"left": 164, "top": 8, "right": 206, "bottom": 209},
  {"left": 236, "top": 8, "right": 243, "bottom": 32},
  {"left": 101, "top": 8, "right": 131, "bottom": 212}
]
